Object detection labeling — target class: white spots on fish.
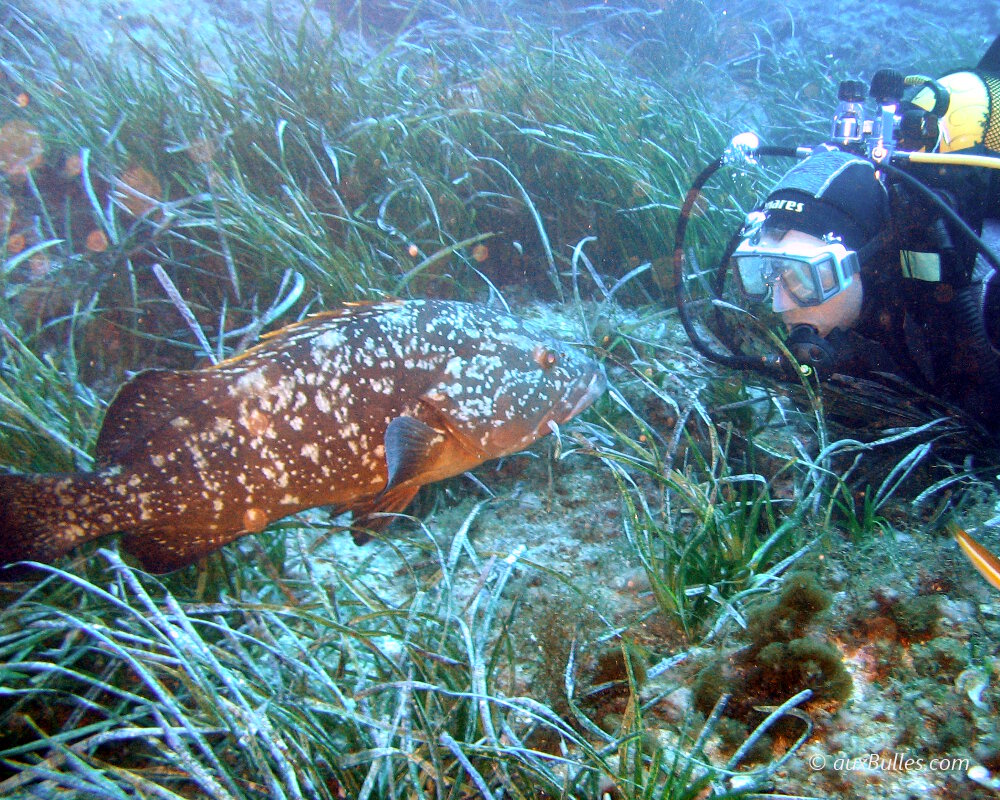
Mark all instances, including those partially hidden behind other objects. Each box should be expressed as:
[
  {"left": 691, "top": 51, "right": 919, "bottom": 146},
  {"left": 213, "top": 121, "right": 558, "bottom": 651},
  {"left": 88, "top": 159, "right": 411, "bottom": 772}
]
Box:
[
  {"left": 243, "top": 507, "right": 268, "bottom": 532},
  {"left": 170, "top": 416, "right": 191, "bottom": 430},
  {"left": 279, "top": 494, "right": 300, "bottom": 506},
  {"left": 269, "top": 375, "right": 297, "bottom": 412},
  {"left": 241, "top": 407, "right": 271, "bottom": 438},
  {"left": 187, "top": 442, "right": 209, "bottom": 473},
  {"left": 342, "top": 421, "right": 361, "bottom": 439},
  {"left": 386, "top": 334, "right": 407, "bottom": 359},
  {"left": 315, "top": 391, "right": 331, "bottom": 415},
  {"left": 368, "top": 376, "right": 394, "bottom": 394},
  {"left": 467, "top": 354, "right": 503, "bottom": 382},
  {"left": 403, "top": 353, "right": 439, "bottom": 372},
  {"left": 289, "top": 416, "right": 304, "bottom": 432},
  {"left": 137, "top": 491, "right": 154, "bottom": 521},
  {"left": 65, "top": 523, "right": 86, "bottom": 542},
  {"left": 311, "top": 326, "right": 349, "bottom": 357},
  {"left": 232, "top": 367, "right": 269, "bottom": 397},
  {"left": 213, "top": 417, "right": 233, "bottom": 437},
  {"left": 453, "top": 395, "right": 495, "bottom": 421}
]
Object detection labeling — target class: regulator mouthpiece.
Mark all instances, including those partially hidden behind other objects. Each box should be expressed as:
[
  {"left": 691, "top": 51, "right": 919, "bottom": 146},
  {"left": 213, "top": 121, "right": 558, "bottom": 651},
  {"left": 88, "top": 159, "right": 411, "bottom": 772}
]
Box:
[{"left": 787, "top": 324, "right": 838, "bottom": 373}]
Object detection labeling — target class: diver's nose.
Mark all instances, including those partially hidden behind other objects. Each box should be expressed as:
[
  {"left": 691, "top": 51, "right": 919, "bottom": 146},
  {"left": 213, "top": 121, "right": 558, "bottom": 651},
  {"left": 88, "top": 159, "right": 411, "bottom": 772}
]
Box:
[{"left": 772, "top": 281, "right": 796, "bottom": 313}]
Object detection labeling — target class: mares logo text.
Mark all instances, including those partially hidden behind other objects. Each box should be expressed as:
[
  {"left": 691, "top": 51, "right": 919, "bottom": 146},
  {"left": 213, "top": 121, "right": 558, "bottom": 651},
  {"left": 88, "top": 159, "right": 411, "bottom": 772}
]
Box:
[{"left": 764, "top": 199, "right": 805, "bottom": 213}]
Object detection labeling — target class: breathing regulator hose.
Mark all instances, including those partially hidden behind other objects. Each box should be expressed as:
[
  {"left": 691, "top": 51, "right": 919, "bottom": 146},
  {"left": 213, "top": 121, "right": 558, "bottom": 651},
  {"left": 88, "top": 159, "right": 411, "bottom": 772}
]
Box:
[
  {"left": 673, "top": 139, "right": 1000, "bottom": 377},
  {"left": 671, "top": 143, "right": 803, "bottom": 375}
]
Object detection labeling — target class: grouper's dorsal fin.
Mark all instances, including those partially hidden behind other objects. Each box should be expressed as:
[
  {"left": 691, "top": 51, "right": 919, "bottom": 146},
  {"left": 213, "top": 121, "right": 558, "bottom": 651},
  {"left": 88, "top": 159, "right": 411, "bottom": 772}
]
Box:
[
  {"left": 978, "top": 34, "right": 1000, "bottom": 73},
  {"left": 383, "top": 415, "right": 443, "bottom": 491},
  {"left": 211, "top": 300, "right": 404, "bottom": 369},
  {"left": 95, "top": 369, "right": 217, "bottom": 466}
]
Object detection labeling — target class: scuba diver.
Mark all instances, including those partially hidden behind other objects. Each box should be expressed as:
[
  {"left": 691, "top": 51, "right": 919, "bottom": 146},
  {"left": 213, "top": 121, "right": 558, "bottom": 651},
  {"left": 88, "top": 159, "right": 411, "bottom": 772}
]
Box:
[
  {"left": 669, "top": 36, "right": 1000, "bottom": 638},
  {"left": 676, "top": 34, "right": 1000, "bottom": 433}
]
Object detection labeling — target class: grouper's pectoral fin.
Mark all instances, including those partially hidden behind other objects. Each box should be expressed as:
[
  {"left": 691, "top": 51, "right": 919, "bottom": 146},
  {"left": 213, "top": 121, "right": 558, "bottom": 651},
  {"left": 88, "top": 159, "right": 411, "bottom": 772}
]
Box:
[
  {"left": 349, "top": 485, "right": 421, "bottom": 545},
  {"left": 383, "top": 415, "right": 450, "bottom": 489},
  {"left": 349, "top": 415, "right": 452, "bottom": 545}
]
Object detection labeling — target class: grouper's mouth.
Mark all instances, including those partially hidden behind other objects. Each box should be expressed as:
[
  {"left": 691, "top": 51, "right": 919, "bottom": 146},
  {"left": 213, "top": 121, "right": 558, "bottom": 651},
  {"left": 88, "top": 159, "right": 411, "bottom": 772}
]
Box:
[
  {"left": 567, "top": 368, "right": 607, "bottom": 419},
  {"left": 533, "top": 367, "right": 607, "bottom": 438}
]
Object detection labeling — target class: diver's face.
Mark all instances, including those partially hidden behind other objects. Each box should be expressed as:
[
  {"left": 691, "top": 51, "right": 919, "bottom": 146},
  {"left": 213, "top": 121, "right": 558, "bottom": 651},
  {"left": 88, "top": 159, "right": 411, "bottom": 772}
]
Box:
[{"left": 760, "top": 229, "right": 864, "bottom": 337}]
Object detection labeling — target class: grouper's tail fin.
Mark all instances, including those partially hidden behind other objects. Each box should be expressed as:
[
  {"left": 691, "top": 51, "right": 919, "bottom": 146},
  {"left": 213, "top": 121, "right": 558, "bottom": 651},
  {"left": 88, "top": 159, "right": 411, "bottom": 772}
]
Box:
[{"left": 0, "top": 472, "right": 114, "bottom": 575}]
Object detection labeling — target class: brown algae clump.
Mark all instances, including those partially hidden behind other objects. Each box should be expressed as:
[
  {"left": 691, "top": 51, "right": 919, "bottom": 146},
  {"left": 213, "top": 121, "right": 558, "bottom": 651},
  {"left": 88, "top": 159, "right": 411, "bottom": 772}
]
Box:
[
  {"left": 62, "top": 152, "right": 83, "bottom": 179},
  {"left": 0, "top": 120, "right": 44, "bottom": 183},
  {"left": 114, "top": 164, "right": 163, "bottom": 216},
  {"left": 693, "top": 571, "right": 851, "bottom": 752},
  {"left": 85, "top": 229, "right": 109, "bottom": 253}
]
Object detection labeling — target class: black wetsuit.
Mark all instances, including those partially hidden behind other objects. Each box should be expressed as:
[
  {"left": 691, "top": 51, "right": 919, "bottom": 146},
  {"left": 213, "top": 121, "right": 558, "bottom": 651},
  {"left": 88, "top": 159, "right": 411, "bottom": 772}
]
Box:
[{"left": 839, "top": 155, "right": 1000, "bottom": 429}]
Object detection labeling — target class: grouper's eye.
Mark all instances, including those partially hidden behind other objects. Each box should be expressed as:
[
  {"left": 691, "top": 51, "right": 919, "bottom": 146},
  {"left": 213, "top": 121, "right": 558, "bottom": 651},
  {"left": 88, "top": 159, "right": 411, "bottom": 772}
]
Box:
[{"left": 532, "top": 345, "right": 559, "bottom": 370}]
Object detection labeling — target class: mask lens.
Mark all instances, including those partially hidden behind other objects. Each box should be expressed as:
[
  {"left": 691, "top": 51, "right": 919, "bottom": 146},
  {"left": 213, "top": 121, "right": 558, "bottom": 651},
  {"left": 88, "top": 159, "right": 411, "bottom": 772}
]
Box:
[
  {"left": 733, "top": 254, "right": 770, "bottom": 300},
  {"left": 778, "top": 259, "right": 819, "bottom": 304}
]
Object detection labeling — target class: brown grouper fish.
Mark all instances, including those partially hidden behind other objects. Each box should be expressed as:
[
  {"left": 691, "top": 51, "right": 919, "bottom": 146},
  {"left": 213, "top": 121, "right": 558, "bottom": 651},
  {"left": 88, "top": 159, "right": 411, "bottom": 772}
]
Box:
[{"left": 0, "top": 299, "right": 605, "bottom": 573}]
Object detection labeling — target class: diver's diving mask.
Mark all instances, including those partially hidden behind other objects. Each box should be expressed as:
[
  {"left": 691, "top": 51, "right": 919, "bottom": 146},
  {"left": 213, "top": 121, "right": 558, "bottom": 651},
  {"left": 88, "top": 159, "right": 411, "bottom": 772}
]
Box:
[{"left": 732, "top": 232, "right": 860, "bottom": 311}]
